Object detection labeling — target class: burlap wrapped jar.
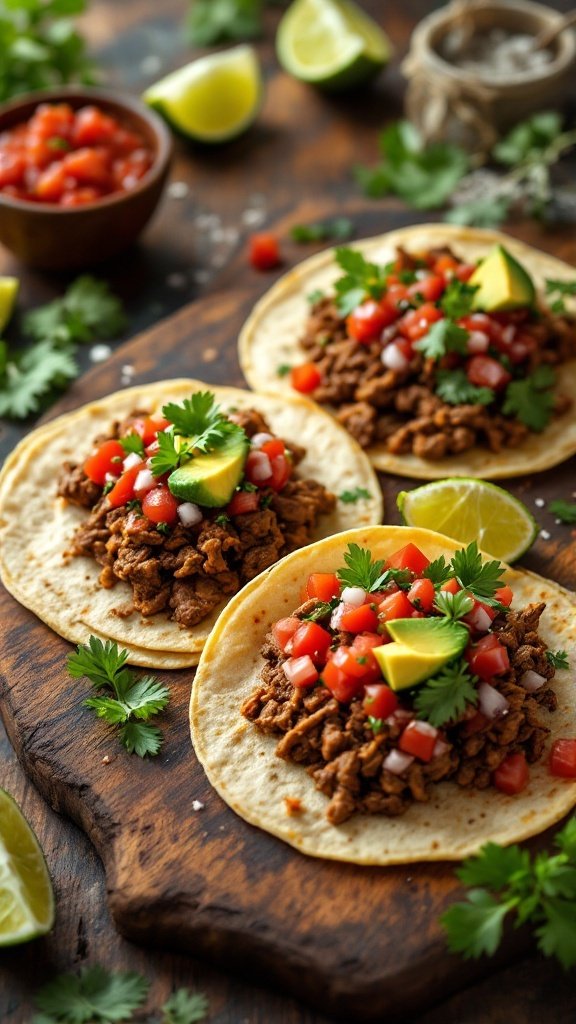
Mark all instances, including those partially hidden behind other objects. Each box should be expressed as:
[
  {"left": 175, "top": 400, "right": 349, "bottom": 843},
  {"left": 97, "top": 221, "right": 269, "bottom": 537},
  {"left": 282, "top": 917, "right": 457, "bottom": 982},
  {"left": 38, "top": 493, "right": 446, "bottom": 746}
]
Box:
[{"left": 403, "top": 0, "right": 576, "bottom": 157}]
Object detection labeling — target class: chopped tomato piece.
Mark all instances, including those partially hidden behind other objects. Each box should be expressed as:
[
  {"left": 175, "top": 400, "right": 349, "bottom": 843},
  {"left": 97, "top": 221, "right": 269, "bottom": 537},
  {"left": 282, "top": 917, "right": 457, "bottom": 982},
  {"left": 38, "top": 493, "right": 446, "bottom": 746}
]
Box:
[
  {"left": 398, "top": 303, "right": 443, "bottom": 341},
  {"left": 495, "top": 584, "right": 513, "bottom": 607},
  {"left": 352, "top": 633, "right": 385, "bottom": 652},
  {"left": 260, "top": 438, "right": 285, "bottom": 459},
  {"left": 549, "top": 739, "right": 576, "bottom": 779},
  {"left": 83, "top": 439, "right": 125, "bottom": 484},
  {"left": 466, "top": 355, "right": 511, "bottom": 391},
  {"left": 290, "top": 362, "right": 321, "bottom": 394},
  {"left": 386, "top": 282, "right": 409, "bottom": 308},
  {"left": 455, "top": 263, "right": 475, "bottom": 282},
  {"left": 35, "top": 162, "right": 71, "bottom": 202},
  {"left": 142, "top": 485, "right": 179, "bottom": 525},
  {"left": 106, "top": 464, "right": 142, "bottom": 509},
  {"left": 291, "top": 622, "right": 332, "bottom": 665},
  {"left": 306, "top": 573, "right": 341, "bottom": 603},
  {"left": 346, "top": 298, "right": 397, "bottom": 344},
  {"left": 378, "top": 590, "right": 414, "bottom": 624},
  {"left": 73, "top": 105, "right": 118, "bottom": 146},
  {"left": 339, "top": 603, "right": 379, "bottom": 633},
  {"left": 363, "top": 684, "right": 398, "bottom": 719},
  {"left": 433, "top": 254, "right": 458, "bottom": 276},
  {"left": 399, "top": 720, "right": 439, "bottom": 762},
  {"left": 466, "top": 634, "right": 510, "bottom": 680},
  {"left": 407, "top": 274, "right": 445, "bottom": 303},
  {"left": 249, "top": 232, "right": 281, "bottom": 271},
  {"left": 283, "top": 655, "right": 319, "bottom": 688},
  {"left": 272, "top": 617, "right": 301, "bottom": 653},
  {"left": 493, "top": 752, "right": 529, "bottom": 795},
  {"left": 321, "top": 660, "right": 363, "bottom": 703},
  {"left": 331, "top": 646, "right": 379, "bottom": 681},
  {"left": 387, "top": 543, "right": 430, "bottom": 575},
  {"left": 269, "top": 453, "right": 292, "bottom": 491},
  {"left": 440, "top": 577, "right": 460, "bottom": 594},
  {"left": 60, "top": 187, "right": 103, "bottom": 207},
  {"left": 407, "top": 577, "right": 435, "bottom": 612},
  {"left": 61, "top": 147, "right": 112, "bottom": 187},
  {"left": 227, "top": 490, "right": 260, "bottom": 516}
]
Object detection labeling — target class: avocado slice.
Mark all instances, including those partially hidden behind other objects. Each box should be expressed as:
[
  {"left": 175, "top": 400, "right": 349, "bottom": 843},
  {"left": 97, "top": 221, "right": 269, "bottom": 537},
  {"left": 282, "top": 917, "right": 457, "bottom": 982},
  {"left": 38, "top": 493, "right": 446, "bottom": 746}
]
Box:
[
  {"left": 0, "top": 277, "right": 19, "bottom": 333},
  {"left": 373, "top": 617, "right": 468, "bottom": 692},
  {"left": 168, "top": 431, "right": 249, "bottom": 507},
  {"left": 469, "top": 245, "right": 535, "bottom": 312}
]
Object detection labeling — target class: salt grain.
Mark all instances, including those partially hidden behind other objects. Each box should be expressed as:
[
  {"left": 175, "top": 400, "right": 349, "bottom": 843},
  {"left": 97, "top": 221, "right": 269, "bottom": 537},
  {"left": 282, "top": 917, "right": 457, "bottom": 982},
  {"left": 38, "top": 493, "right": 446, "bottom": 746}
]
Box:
[
  {"left": 242, "top": 208, "right": 266, "bottom": 227},
  {"left": 167, "top": 181, "right": 189, "bottom": 200},
  {"left": 140, "top": 54, "right": 162, "bottom": 76},
  {"left": 192, "top": 800, "right": 205, "bottom": 812},
  {"left": 540, "top": 530, "right": 551, "bottom": 540},
  {"left": 534, "top": 498, "right": 545, "bottom": 508},
  {"left": 89, "top": 344, "right": 112, "bottom": 363}
]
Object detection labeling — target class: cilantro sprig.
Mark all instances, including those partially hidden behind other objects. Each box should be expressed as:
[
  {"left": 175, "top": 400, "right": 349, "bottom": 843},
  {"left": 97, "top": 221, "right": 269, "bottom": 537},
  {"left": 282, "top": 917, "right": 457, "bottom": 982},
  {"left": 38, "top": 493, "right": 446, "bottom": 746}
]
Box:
[
  {"left": 502, "top": 365, "right": 556, "bottom": 432},
  {"left": 150, "top": 392, "right": 248, "bottom": 478},
  {"left": 333, "top": 248, "right": 387, "bottom": 316},
  {"left": 439, "top": 279, "right": 479, "bottom": 319},
  {"left": 451, "top": 542, "right": 506, "bottom": 608},
  {"left": 548, "top": 500, "right": 576, "bottom": 524},
  {"left": 119, "top": 434, "right": 145, "bottom": 457},
  {"left": 546, "top": 649, "right": 570, "bottom": 670},
  {"left": 414, "top": 658, "right": 478, "bottom": 727},
  {"left": 337, "top": 544, "right": 411, "bottom": 593},
  {"left": 339, "top": 487, "right": 372, "bottom": 504},
  {"left": 435, "top": 368, "right": 494, "bottom": 407},
  {"left": 434, "top": 590, "right": 474, "bottom": 622},
  {"left": 442, "top": 817, "right": 576, "bottom": 968},
  {"left": 291, "top": 217, "right": 353, "bottom": 244},
  {"left": 67, "top": 636, "right": 170, "bottom": 758},
  {"left": 422, "top": 555, "right": 452, "bottom": 588},
  {"left": 413, "top": 319, "right": 469, "bottom": 361}
]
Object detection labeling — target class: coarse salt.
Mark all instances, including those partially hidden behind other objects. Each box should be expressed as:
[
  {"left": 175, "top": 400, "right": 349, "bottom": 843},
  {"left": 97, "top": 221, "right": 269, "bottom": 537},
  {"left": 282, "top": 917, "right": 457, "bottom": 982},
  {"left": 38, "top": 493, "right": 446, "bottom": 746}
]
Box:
[
  {"left": 90, "top": 344, "right": 112, "bottom": 363},
  {"left": 540, "top": 530, "right": 551, "bottom": 540},
  {"left": 192, "top": 800, "right": 205, "bottom": 812},
  {"left": 534, "top": 498, "right": 545, "bottom": 508},
  {"left": 167, "top": 181, "right": 189, "bottom": 200}
]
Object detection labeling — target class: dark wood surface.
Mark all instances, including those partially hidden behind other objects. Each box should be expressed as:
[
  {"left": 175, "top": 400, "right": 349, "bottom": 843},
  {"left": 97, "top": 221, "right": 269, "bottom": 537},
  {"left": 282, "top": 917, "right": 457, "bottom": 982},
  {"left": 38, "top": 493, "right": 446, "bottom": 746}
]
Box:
[{"left": 2, "top": 2, "right": 576, "bottom": 1022}]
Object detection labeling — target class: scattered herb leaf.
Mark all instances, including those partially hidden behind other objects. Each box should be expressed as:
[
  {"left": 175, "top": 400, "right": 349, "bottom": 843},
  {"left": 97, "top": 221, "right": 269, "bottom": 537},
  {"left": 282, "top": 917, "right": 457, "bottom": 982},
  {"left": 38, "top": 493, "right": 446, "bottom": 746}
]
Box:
[
  {"left": 415, "top": 658, "right": 478, "bottom": 727},
  {"left": 161, "top": 987, "right": 209, "bottom": 1023},
  {"left": 33, "top": 965, "right": 149, "bottom": 1023},
  {"left": 439, "top": 280, "right": 478, "bottom": 319},
  {"left": 502, "top": 365, "right": 556, "bottom": 432},
  {"left": 450, "top": 541, "right": 505, "bottom": 607},
  {"left": 339, "top": 486, "right": 372, "bottom": 503},
  {"left": 548, "top": 500, "right": 576, "bottom": 524},
  {"left": 119, "top": 434, "right": 145, "bottom": 457},
  {"left": 336, "top": 544, "right": 410, "bottom": 593},
  {"left": 333, "top": 247, "right": 387, "bottom": 316},
  {"left": 306, "top": 289, "right": 325, "bottom": 305},
  {"left": 435, "top": 368, "right": 494, "bottom": 407},
  {"left": 546, "top": 649, "right": 570, "bottom": 670},
  {"left": 276, "top": 363, "right": 292, "bottom": 377},
  {"left": 367, "top": 716, "right": 384, "bottom": 734},
  {"left": 413, "top": 319, "right": 469, "bottom": 361},
  {"left": 186, "top": 0, "right": 263, "bottom": 45},
  {"left": 434, "top": 590, "right": 474, "bottom": 621},
  {"left": 544, "top": 279, "right": 576, "bottom": 314},
  {"left": 423, "top": 555, "right": 452, "bottom": 588},
  {"left": 291, "top": 217, "right": 353, "bottom": 243}
]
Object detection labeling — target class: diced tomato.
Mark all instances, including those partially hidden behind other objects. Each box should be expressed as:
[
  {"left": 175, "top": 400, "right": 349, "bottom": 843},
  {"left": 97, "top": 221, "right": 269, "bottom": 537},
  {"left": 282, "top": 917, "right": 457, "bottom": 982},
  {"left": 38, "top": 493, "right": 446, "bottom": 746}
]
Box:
[
  {"left": 227, "top": 490, "right": 260, "bottom": 516},
  {"left": 493, "top": 752, "right": 529, "bottom": 795},
  {"left": 352, "top": 633, "right": 385, "bottom": 652},
  {"left": 346, "top": 298, "right": 397, "bottom": 344},
  {"left": 321, "top": 660, "right": 363, "bottom": 703},
  {"left": 466, "top": 355, "right": 511, "bottom": 391},
  {"left": 378, "top": 590, "right": 414, "bottom": 624},
  {"left": 290, "top": 362, "right": 321, "bottom": 394},
  {"left": 35, "top": 162, "right": 71, "bottom": 202},
  {"left": 29, "top": 103, "right": 75, "bottom": 142},
  {"left": 495, "top": 584, "right": 513, "bottom": 607},
  {"left": 142, "top": 485, "right": 179, "bottom": 525},
  {"left": 73, "top": 105, "right": 118, "bottom": 146},
  {"left": 386, "top": 283, "right": 409, "bottom": 308},
  {"left": 549, "top": 739, "right": 576, "bottom": 779},
  {"left": 433, "top": 254, "right": 459, "bottom": 276},
  {"left": 272, "top": 617, "right": 301, "bottom": 652},
  {"left": 407, "top": 274, "right": 445, "bottom": 303},
  {"left": 508, "top": 332, "right": 537, "bottom": 365},
  {"left": 83, "top": 439, "right": 125, "bottom": 484},
  {"left": 291, "top": 622, "right": 332, "bottom": 665},
  {"left": 407, "top": 577, "right": 435, "bottom": 612},
  {"left": 459, "top": 313, "right": 503, "bottom": 345},
  {"left": 466, "top": 634, "right": 510, "bottom": 680},
  {"left": 306, "top": 573, "right": 341, "bottom": 602},
  {"left": 398, "top": 303, "right": 443, "bottom": 341},
  {"left": 249, "top": 233, "right": 281, "bottom": 271},
  {"left": 61, "top": 147, "right": 112, "bottom": 187},
  {"left": 339, "top": 603, "right": 379, "bottom": 633},
  {"left": 260, "top": 438, "right": 285, "bottom": 459},
  {"left": 387, "top": 543, "right": 430, "bottom": 575},
  {"left": 330, "top": 646, "right": 379, "bottom": 681},
  {"left": 283, "top": 655, "right": 319, "bottom": 689},
  {"left": 106, "top": 464, "right": 142, "bottom": 509},
  {"left": 399, "top": 720, "right": 439, "bottom": 762},
  {"left": 269, "top": 453, "right": 292, "bottom": 491},
  {"left": 130, "top": 416, "right": 171, "bottom": 446},
  {"left": 0, "top": 151, "right": 26, "bottom": 188},
  {"left": 455, "top": 263, "right": 475, "bottom": 282},
  {"left": 441, "top": 577, "right": 460, "bottom": 594},
  {"left": 60, "top": 187, "right": 103, "bottom": 207},
  {"left": 363, "top": 683, "right": 398, "bottom": 719}
]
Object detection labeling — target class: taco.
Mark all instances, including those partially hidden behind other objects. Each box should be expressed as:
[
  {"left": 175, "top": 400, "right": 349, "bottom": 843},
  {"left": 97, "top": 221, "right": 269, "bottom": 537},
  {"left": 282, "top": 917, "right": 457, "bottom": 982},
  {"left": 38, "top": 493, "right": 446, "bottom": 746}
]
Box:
[
  {"left": 191, "top": 526, "right": 576, "bottom": 864},
  {"left": 239, "top": 225, "right": 576, "bottom": 479},
  {"left": 0, "top": 379, "right": 382, "bottom": 668}
]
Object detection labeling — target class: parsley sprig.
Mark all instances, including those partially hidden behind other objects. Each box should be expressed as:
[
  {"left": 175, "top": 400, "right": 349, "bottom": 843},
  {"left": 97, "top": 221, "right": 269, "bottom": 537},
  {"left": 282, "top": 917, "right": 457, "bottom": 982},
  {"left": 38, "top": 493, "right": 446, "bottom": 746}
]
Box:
[
  {"left": 333, "top": 248, "right": 387, "bottom": 316},
  {"left": 414, "top": 658, "right": 478, "bottom": 727},
  {"left": 442, "top": 817, "right": 576, "bottom": 968},
  {"left": 337, "top": 544, "right": 411, "bottom": 593},
  {"left": 502, "top": 365, "right": 556, "bottom": 432},
  {"left": 434, "top": 590, "right": 474, "bottom": 622},
  {"left": 422, "top": 555, "right": 452, "bottom": 588},
  {"left": 33, "top": 965, "right": 208, "bottom": 1023},
  {"left": 413, "top": 319, "right": 469, "bottom": 361},
  {"left": 150, "top": 392, "right": 248, "bottom": 478},
  {"left": 451, "top": 542, "right": 506, "bottom": 608},
  {"left": 548, "top": 500, "right": 576, "bottom": 524},
  {"left": 67, "top": 636, "right": 170, "bottom": 758}
]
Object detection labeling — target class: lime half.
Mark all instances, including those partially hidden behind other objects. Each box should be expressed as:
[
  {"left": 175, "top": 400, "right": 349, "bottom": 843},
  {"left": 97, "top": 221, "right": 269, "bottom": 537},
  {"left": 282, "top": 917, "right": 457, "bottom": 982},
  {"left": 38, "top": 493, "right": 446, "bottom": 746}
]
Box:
[
  {"left": 397, "top": 478, "right": 538, "bottom": 563},
  {"left": 143, "top": 45, "right": 262, "bottom": 143},
  {"left": 0, "top": 789, "right": 55, "bottom": 946},
  {"left": 277, "top": 0, "right": 392, "bottom": 91},
  {"left": 0, "top": 277, "right": 18, "bottom": 333}
]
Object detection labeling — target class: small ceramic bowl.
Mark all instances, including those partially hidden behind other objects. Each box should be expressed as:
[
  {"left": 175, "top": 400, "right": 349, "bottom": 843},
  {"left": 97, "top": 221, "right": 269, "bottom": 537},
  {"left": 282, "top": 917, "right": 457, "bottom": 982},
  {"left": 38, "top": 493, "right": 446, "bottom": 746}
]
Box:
[{"left": 0, "top": 87, "right": 173, "bottom": 270}]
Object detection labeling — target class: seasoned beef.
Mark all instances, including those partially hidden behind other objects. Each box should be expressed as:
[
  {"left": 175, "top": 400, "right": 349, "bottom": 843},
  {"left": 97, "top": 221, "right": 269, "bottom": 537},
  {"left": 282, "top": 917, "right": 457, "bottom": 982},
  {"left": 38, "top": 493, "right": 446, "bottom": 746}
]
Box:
[{"left": 58, "top": 463, "right": 102, "bottom": 509}]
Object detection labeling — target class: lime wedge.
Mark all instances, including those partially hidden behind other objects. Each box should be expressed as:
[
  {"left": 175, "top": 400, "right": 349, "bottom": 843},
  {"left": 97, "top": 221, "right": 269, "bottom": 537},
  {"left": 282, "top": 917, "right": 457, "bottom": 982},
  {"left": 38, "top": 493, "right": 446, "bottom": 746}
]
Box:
[
  {"left": 276, "top": 0, "right": 392, "bottom": 91},
  {"left": 143, "top": 45, "right": 262, "bottom": 143},
  {"left": 0, "top": 277, "right": 18, "bottom": 333},
  {"left": 0, "top": 789, "right": 55, "bottom": 946},
  {"left": 397, "top": 478, "right": 538, "bottom": 563}
]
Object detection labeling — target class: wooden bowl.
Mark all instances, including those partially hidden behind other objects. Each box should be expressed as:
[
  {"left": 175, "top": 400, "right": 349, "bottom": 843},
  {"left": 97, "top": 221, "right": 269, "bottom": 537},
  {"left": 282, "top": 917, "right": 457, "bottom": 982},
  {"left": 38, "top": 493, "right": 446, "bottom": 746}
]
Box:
[{"left": 0, "top": 87, "right": 173, "bottom": 270}]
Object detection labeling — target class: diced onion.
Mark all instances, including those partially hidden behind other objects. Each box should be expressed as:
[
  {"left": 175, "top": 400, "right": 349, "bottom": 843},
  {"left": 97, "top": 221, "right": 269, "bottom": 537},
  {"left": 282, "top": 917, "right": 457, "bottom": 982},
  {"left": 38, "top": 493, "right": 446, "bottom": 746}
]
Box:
[
  {"left": 249, "top": 450, "right": 273, "bottom": 481},
  {"left": 283, "top": 655, "right": 318, "bottom": 688},
  {"left": 330, "top": 602, "right": 349, "bottom": 630},
  {"left": 177, "top": 502, "right": 203, "bottom": 527},
  {"left": 104, "top": 472, "right": 116, "bottom": 484},
  {"left": 502, "top": 325, "right": 516, "bottom": 344},
  {"left": 478, "top": 682, "right": 509, "bottom": 719},
  {"left": 432, "top": 738, "right": 451, "bottom": 759},
  {"left": 519, "top": 669, "right": 547, "bottom": 692},
  {"left": 465, "top": 605, "right": 493, "bottom": 633},
  {"left": 251, "top": 432, "right": 274, "bottom": 449},
  {"left": 380, "top": 324, "right": 398, "bottom": 345},
  {"left": 340, "top": 586, "right": 366, "bottom": 607},
  {"left": 467, "top": 330, "right": 490, "bottom": 354},
  {"left": 381, "top": 343, "right": 410, "bottom": 372},
  {"left": 134, "top": 468, "right": 155, "bottom": 494},
  {"left": 123, "top": 452, "right": 143, "bottom": 471},
  {"left": 412, "top": 720, "right": 438, "bottom": 738},
  {"left": 386, "top": 708, "right": 414, "bottom": 728},
  {"left": 383, "top": 749, "right": 415, "bottom": 775}
]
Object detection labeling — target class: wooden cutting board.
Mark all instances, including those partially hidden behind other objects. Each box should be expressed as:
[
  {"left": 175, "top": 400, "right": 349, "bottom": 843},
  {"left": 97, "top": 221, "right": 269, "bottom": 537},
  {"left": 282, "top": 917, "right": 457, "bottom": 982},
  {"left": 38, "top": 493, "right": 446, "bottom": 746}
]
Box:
[{"left": 1, "top": 270, "right": 575, "bottom": 1022}]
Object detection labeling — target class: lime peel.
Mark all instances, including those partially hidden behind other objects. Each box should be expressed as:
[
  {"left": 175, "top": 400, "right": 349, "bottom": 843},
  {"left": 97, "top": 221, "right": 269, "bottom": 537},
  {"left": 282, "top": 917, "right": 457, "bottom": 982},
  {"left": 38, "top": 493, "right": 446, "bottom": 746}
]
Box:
[
  {"left": 0, "top": 788, "right": 55, "bottom": 946},
  {"left": 0, "top": 277, "right": 19, "bottom": 333}
]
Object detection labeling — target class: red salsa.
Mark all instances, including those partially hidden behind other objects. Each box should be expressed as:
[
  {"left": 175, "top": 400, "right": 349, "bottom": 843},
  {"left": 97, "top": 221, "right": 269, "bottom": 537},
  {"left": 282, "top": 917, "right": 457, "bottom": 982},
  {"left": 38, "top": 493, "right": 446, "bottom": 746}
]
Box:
[{"left": 0, "top": 103, "right": 154, "bottom": 206}]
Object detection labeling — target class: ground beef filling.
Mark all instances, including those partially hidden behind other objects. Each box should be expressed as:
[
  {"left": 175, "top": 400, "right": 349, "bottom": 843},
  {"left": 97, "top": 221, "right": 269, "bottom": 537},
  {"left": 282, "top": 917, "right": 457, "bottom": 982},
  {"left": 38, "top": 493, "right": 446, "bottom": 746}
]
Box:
[
  {"left": 299, "top": 254, "right": 576, "bottom": 458},
  {"left": 241, "top": 601, "right": 557, "bottom": 825},
  {"left": 57, "top": 409, "right": 336, "bottom": 629}
]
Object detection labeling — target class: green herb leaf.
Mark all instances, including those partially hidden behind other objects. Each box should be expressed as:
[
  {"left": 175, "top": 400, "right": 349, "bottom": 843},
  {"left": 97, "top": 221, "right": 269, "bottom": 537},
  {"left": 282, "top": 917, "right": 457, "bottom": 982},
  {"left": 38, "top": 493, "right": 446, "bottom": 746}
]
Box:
[
  {"left": 441, "top": 889, "right": 510, "bottom": 959},
  {"left": 333, "top": 247, "right": 387, "bottom": 316},
  {"left": 150, "top": 430, "right": 183, "bottom": 477},
  {"left": 546, "top": 649, "right": 570, "bottom": 670},
  {"left": 450, "top": 541, "right": 505, "bottom": 606},
  {"left": 339, "top": 487, "right": 372, "bottom": 503},
  {"left": 502, "top": 365, "right": 556, "bottom": 431},
  {"left": 413, "top": 319, "right": 469, "bottom": 361},
  {"left": 493, "top": 111, "right": 563, "bottom": 166},
  {"left": 439, "top": 280, "right": 479, "bottom": 319},
  {"left": 24, "top": 276, "right": 126, "bottom": 347},
  {"left": 161, "top": 391, "right": 247, "bottom": 457},
  {"left": 434, "top": 590, "right": 474, "bottom": 621},
  {"left": 0, "top": 339, "right": 78, "bottom": 419},
  {"left": 215, "top": 513, "right": 231, "bottom": 526},
  {"left": 67, "top": 635, "right": 130, "bottom": 690},
  {"left": 423, "top": 555, "right": 452, "bottom": 588},
  {"left": 544, "top": 279, "right": 576, "bottom": 314},
  {"left": 120, "top": 721, "right": 163, "bottom": 758},
  {"left": 306, "top": 289, "right": 325, "bottom": 306},
  {"left": 458, "top": 842, "right": 530, "bottom": 890},
  {"left": 435, "top": 368, "right": 494, "bottom": 407},
  {"left": 156, "top": 521, "right": 171, "bottom": 536},
  {"left": 276, "top": 363, "right": 292, "bottom": 377},
  {"left": 186, "top": 0, "right": 263, "bottom": 45},
  {"left": 336, "top": 543, "right": 410, "bottom": 593},
  {"left": 445, "top": 197, "right": 511, "bottom": 228},
  {"left": 33, "top": 965, "right": 149, "bottom": 1023},
  {"left": 291, "top": 217, "right": 353, "bottom": 243},
  {"left": 414, "top": 658, "right": 478, "bottom": 726},
  {"left": 162, "top": 987, "right": 209, "bottom": 1024},
  {"left": 119, "top": 433, "right": 145, "bottom": 457},
  {"left": 548, "top": 500, "right": 576, "bottom": 524},
  {"left": 367, "top": 716, "right": 384, "bottom": 734}
]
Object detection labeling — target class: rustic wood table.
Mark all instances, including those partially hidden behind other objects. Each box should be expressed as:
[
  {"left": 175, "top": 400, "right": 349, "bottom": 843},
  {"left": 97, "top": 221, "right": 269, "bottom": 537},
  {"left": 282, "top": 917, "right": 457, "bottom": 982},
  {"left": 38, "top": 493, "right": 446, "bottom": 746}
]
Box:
[{"left": 1, "top": 1, "right": 576, "bottom": 1021}]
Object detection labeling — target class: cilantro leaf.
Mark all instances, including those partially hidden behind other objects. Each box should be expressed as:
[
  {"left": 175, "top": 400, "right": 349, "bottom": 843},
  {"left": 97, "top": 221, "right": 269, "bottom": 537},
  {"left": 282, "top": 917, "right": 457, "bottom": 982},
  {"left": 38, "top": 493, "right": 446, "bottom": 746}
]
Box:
[
  {"left": 34, "top": 965, "right": 149, "bottom": 1023},
  {"left": 24, "top": 276, "right": 126, "bottom": 346},
  {"left": 162, "top": 391, "right": 221, "bottom": 437},
  {"left": 435, "top": 368, "right": 494, "bottom": 407},
  {"left": 556, "top": 818, "right": 576, "bottom": 860},
  {"left": 67, "top": 636, "right": 130, "bottom": 690},
  {"left": 0, "top": 339, "right": 78, "bottom": 419},
  {"left": 119, "top": 433, "right": 145, "bottom": 456},
  {"left": 502, "top": 365, "right": 556, "bottom": 432},
  {"left": 445, "top": 196, "right": 511, "bottom": 228},
  {"left": 120, "top": 721, "right": 163, "bottom": 757},
  {"left": 434, "top": 590, "right": 474, "bottom": 621},
  {"left": 457, "top": 842, "right": 530, "bottom": 890},
  {"left": 441, "top": 889, "right": 510, "bottom": 959},
  {"left": 544, "top": 278, "right": 576, "bottom": 315},
  {"left": 450, "top": 542, "right": 505, "bottom": 606},
  {"left": 548, "top": 500, "right": 576, "bottom": 524},
  {"left": 333, "top": 247, "right": 387, "bottom": 316},
  {"left": 413, "top": 319, "right": 469, "bottom": 361},
  {"left": 423, "top": 555, "right": 452, "bottom": 588},
  {"left": 439, "top": 280, "right": 479, "bottom": 319},
  {"left": 536, "top": 899, "right": 576, "bottom": 969},
  {"left": 307, "top": 289, "right": 325, "bottom": 306},
  {"left": 546, "top": 649, "right": 570, "bottom": 670},
  {"left": 186, "top": 0, "right": 263, "bottom": 46},
  {"left": 83, "top": 695, "right": 130, "bottom": 724},
  {"left": 336, "top": 544, "right": 410, "bottom": 593},
  {"left": 414, "top": 658, "right": 478, "bottom": 726},
  {"left": 276, "top": 363, "right": 292, "bottom": 377},
  {"left": 493, "top": 111, "right": 563, "bottom": 166},
  {"left": 150, "top": 430, "right": 184, "bottom": 477},
  {"left": 291, "top": 217, "right": 353, "bottom": 243},
  {"left": 367, "top": 716, "right": 384, "bottom": 734},
  {"left": 339, "top": 487, "right": 372, "bottom": 503},
  {"left": 122, "top": 676, "right": 170, "bottom": 719},
  {"left": 162, "top": 988, "right": 209, "bottom": 1024}
]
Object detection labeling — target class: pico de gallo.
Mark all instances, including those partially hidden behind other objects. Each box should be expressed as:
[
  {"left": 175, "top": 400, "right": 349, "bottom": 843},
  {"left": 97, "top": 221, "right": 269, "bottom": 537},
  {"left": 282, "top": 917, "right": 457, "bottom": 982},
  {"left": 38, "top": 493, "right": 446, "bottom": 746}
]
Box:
[
  {"left": 242, "top": 539, "right": 574, "bottom": 825},
  {"left": 57, "top": 393, "right": 335, "bottom": 629},
  {"left": 0, "top": 103, "right": 154, "bottom": 206},
  {"left": 287, "top": 244, "right": 576, "bottom": 460}
]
